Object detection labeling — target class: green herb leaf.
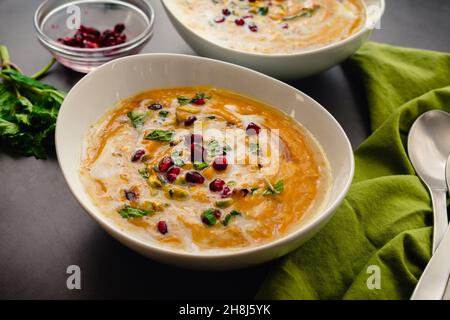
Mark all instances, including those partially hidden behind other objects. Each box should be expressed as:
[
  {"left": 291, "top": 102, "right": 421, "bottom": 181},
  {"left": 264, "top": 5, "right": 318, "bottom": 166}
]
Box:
[
  {"left": 263, "top": 179, "right": 284, "bottom": 196},
  {"left": 193, "top": 162, "right": 209, "bottom": 170},
  {"left": 222, "top": 210, "right": 241, "bottom": 226},
  {"left": 194, "top": 92, "right": 211, "bottom": 100},
  {"left": 202, "top": 208, "right": 217, "bottom": 226},
  {"left": 118, "top": 205, "right": 153, "bottom": 219},
  {"left": 258, "top": 6, "right": 269, "bottom": 16},
  {"left": 145, "top": 130, "right": 174, "bottom": 142},
  {"left": 177, "top": 96, "right": 192, "bottom": 105},
  {"left": 177, "top": 93, "right": 211, "bottom": 105},
  {"left": 159, "top": 110, "right": 169, "bottom": 118},
  {"left": 206, "top": 116, "right": 216, "bottom": 120},
  {"left": 127, "top": 111, "right": 146, "bottom": 128},
  {"left": 0, "top": 55, "right": 65, "bottom": 159}
]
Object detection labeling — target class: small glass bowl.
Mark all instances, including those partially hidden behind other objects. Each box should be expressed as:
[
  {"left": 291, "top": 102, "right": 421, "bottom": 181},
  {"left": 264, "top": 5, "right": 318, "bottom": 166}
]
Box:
[{"left": 34, "top": 0, "right": 155, "bottom": 73}]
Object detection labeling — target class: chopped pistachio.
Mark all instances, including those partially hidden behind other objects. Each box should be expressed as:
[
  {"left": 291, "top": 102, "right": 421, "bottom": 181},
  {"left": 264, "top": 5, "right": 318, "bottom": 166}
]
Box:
[
  {"left": 215, "top": 199, "right": 234, "bottom": 209},
  {"left": 148, "top": 175, "right": 164, "bottom": 188},
  {"left": 166, "top": 187, "right": 189, "bottom": 200},
  {"left": 175, "top": 175, "right": 187, "bottom": 185}
]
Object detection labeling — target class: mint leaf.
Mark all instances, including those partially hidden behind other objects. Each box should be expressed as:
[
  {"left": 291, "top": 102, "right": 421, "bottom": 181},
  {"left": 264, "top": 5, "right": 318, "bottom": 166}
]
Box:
[
  {"left": 177, "top": 96, "right": 191, "bottom": 105},
  {"left": 193, "top": 162, "right": 209, "bottom": 170},
  {"left": 159, "top": 110, "right": 169, "bottom": 118},
  {"left": 222, "top": 210, "right": 241, "bottom": 226},
  {"left": 145, "top": 130, "right": 174, "bottom": 142},
  {"left": 263, "top": 179, "right": 284, "bottom": 196},
  {"left": 177, "top": 93, "right": 211, "bottom": 105},
  {"left": 201, "top": 208, "right": 217, "bottom": 226},
  {"left": 194, "top": 92, "right": 211, "bottom": 100},
  {"left": 258, "top": 7, "right": 269, "bottom": 16},
  {"left": 127, "top": 111, "right": 145, "bottom": 128},
  {"left": 118, "top": 205, "right": 153, "bottom": 219}
]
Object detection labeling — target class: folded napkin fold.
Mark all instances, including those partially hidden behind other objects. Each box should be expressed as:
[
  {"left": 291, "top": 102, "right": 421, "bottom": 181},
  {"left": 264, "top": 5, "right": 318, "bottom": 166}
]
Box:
[{"left": 256, "top": 42, "right": 450, "bottom": 300}]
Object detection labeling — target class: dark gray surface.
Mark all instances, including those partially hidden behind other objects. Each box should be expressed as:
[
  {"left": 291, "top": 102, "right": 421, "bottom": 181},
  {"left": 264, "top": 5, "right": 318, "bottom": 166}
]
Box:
[{"left": 0, "top": 0, "right": 449, "bottom": 300}]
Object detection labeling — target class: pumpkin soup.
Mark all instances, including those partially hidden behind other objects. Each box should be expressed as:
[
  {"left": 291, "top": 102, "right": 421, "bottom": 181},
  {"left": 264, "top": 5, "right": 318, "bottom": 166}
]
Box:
[
  {"left": 80, "top": 87, "right": 331, "bottom": 252},
  {"left": 166, "top": 0, "right": 366, "bottom": 54}
]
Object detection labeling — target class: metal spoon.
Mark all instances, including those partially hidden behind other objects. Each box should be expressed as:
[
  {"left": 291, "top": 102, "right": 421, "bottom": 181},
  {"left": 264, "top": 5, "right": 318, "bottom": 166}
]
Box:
[
  {"left": 410, "top": 155, "right": 450, "bottom": 299},
  {"left": 407, "top": 110, "right": 450, "bottom": 253},
  {"left": 408, "top": 110, "right": 450, "bottom": 300},
  {"left": 444, "top": 157, "right": 450, "bottom": 301}
]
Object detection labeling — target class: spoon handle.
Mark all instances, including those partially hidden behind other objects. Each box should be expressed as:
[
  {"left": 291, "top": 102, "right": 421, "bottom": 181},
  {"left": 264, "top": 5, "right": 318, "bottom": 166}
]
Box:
[
  {"left": 430, "top": 189, "right": 448, "bottom": 253},
  {"left": 411, "top": 222, "right": 450, "bottom": 299}
]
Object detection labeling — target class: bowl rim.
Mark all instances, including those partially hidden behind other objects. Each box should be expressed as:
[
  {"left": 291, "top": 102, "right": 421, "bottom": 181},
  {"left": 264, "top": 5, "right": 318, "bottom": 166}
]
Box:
[
  {"left": 161, "top": 0, "right": 385, "bottom": 58},
  {"left": 34, "top": 0, "right": 155, "bottom": 55},
  {"left": 56, "top": 53, "right": 355, "bottom": 260}
]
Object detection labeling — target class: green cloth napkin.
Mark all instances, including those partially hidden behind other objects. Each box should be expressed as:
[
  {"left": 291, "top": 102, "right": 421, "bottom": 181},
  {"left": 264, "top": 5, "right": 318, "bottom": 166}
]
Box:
[{"left": 256, "top": 42, "right": 450, "bottom": 300}]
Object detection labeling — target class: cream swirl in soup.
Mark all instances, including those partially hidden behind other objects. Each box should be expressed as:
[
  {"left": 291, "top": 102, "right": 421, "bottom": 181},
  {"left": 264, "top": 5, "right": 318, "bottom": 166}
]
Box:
[
  {"left": 80, "top": 87, "right": 331, "bottom": 252},
  {"left": 167, "top": 0, "right": 366, "bottom": 54}
]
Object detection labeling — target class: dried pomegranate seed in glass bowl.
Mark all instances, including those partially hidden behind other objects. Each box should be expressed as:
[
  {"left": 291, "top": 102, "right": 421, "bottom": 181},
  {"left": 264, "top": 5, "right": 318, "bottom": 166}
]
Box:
[{"left": 34, "top": 0, "right": 155, "bottom": 73}]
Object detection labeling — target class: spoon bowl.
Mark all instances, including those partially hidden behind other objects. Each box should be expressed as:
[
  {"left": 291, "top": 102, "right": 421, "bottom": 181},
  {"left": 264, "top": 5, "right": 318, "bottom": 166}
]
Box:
[{"left": 408, "top": 110, "right": 450, "bottom": 252}]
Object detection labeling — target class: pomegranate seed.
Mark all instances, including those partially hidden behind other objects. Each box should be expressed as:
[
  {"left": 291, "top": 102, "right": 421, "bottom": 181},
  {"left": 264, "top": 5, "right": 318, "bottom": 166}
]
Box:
[
  {"left": 166, "top": 166, "right": 181, "bottom": 182},
  {"left": 214, "top": 16, "right": 225, "bottom": 23},
  {"left": 184, "top": 115, "right": 197, "bottom": 126},
  {"left": 59, "top": 24, "right": 127, "bottom": 48},
  {"left": 213, "top": 209, "right": 221, "bottom": 219},
  {"left": 243, "top": 15, "right": 254, "bottom": 19},
  {"left": 191, "top": 143, "right": 207, "bottom": 162},
  {"left": 80, "top": 26, "right": 100, "bottom": 37},
  {"left": 235, "top": 18, "right": 245, "bottom": 26},
  {"left": 222, "top": 8, "right": 231, "bottom": 16},
  {"left": 185, "top": 171, "right": 205, "bottom": 184},
  {"left": 124, "top": 189, "right": 137, "bottom": 201},
  {"left": 212, "top": 156, "right": 228, "bottom": 171},
  {"left": 209, "top": 179, "right": 226, "bottom": 192},
  {"left": 102, "top": 29, "right": 115, "bottom": 37},
  {"left": 157, "top": 221, "right": 168, "bottom": 234},
  {"left": 249, "top": 24, "right": 258, "bottom": 32},
  {"left": 148, "top": 103, "right": 163, "bottom": 110},
  {"left": 192, "top": 98, "right": 206, "bottom": 105},
  {"left": 116, "top": 34, "right": 127, "bottom": 44},
  {"left": 185, "top": 134, "right": 203, "bottom": 145},
  {"left": 221, "top": 186, "right": 232, "bottom": 198},
  {"left": 131, "top": 149, "right": 145, "bottom": 162},
  {"left": 114, "top": 23, "right": 126, "bottom": 33},
  {"left": 159, "top": 156, "right": 174, "bottom": 173},
  {"left": 246, "top": 122, "right": 261, "bottom": 135},
  {"left": 281, "top": 23, "right": 289, "bottom": 29},
  {"left": 83, "top": 40, "right": 99, "bottom": 48}
]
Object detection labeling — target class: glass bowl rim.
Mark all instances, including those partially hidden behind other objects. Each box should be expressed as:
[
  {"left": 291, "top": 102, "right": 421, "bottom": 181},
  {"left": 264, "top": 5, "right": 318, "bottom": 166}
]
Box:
[{"left": 34, "top": 0, "right": 155, "bottom": 55}]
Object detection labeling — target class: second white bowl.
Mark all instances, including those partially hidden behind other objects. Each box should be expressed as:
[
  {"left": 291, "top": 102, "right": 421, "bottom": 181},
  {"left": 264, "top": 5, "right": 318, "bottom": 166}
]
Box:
[{"left": 162, "top": 0, "right": 385, "bottom": 80}]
